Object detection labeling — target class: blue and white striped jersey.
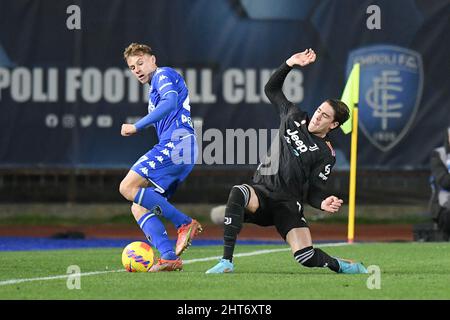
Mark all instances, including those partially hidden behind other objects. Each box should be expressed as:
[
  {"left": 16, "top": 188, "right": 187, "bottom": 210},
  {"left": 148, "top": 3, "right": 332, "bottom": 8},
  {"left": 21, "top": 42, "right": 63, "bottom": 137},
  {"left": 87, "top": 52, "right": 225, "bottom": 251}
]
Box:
[{"left": 148, "top": 67, "right": 194, "bottom": 140}]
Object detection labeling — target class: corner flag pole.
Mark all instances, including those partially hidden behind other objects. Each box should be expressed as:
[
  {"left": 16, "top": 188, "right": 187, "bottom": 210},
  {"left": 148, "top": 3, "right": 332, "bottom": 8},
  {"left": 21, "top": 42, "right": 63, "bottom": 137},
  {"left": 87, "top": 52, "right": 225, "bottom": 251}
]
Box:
[
  {"left": 339, "top": 63, "right": 360, "bottom": 244},
  {"left": 347, "top": 106, "right": 358, "bottom": 243}
]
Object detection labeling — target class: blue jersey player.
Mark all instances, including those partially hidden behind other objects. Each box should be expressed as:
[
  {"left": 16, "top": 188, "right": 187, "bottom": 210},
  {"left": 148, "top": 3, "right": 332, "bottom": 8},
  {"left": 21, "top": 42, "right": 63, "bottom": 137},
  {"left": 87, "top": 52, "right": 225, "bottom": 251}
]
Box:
[{"left": 119, "top": 43, "right": 202, "bottom": 272}]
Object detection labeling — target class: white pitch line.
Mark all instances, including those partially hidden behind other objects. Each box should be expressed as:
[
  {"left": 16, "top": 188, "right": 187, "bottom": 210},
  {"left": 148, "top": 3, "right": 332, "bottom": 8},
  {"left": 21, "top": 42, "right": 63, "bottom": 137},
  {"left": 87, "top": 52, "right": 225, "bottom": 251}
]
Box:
[
  {"left": 0, "top": 270, "right": 122, "bottom": 286},
  {"left": 0, "top": 242, "right": 349, "bottom": 286}
]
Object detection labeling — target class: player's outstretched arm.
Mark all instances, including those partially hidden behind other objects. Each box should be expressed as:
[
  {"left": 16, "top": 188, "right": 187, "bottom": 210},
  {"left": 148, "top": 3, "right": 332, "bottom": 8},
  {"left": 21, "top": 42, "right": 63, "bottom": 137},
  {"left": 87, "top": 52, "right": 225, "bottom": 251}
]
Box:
[
  {"left": 264, "top": 65, "right": 290, "bottom": 107},
  {"left": 120, "top": 91, "right": 178, "bottom": 136},
  {"left": 264, "top": 48, "right": 316, "bottom": 114},
  {"left": 286, "top": 48, "right": 316, "bottom": 68}
]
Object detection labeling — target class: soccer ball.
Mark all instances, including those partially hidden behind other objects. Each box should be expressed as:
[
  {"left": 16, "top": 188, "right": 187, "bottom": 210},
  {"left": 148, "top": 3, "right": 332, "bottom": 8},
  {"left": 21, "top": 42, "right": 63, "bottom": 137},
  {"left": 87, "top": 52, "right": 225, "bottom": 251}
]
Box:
[{"left": 121, "top": 241, "right": 154, "bottom": 272}]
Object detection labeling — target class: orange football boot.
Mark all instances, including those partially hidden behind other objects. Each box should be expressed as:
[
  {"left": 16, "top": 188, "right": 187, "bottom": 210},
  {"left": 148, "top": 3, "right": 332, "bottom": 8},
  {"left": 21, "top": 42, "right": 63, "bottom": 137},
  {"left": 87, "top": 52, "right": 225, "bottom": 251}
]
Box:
[
  {"left": 148, "top": 258, "right": 183, "bottom": 272},
  {"left": 175, "top": 219, "right": 203, "bottom": 256}
]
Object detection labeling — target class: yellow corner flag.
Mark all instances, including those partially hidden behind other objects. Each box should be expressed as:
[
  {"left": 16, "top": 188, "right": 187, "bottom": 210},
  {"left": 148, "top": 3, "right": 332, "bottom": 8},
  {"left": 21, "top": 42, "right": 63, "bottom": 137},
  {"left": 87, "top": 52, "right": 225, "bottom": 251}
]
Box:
[
  {"left": 339, "top": 63, "right": 360, "bottom": 243},
  {"left": 340, "top": 63, "right": 360, "bottom": 134}
]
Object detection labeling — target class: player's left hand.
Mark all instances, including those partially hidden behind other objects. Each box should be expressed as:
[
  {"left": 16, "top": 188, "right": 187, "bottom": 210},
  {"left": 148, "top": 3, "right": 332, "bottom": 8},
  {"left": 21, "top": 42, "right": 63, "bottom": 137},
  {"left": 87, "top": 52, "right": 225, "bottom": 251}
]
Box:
[
  {"left": 321, "top": 196, "right": 343, "bottom": 213},
  {"left": 286, "top": 48, "right": 316, "bottom": 67},
  {"left": 121, "top": 124, "right": 137, "bottom": 136}
]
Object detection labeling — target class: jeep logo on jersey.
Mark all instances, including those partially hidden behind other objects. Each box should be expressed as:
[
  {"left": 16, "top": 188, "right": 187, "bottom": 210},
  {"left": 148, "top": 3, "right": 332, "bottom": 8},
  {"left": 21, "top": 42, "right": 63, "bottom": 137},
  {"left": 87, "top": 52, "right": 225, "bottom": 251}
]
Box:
[
  {"left": 285, "top": 129, "right": 318, "bottom": 155},
  {"left": 347, "top": 45, "right": 423, "bottom": 152}
]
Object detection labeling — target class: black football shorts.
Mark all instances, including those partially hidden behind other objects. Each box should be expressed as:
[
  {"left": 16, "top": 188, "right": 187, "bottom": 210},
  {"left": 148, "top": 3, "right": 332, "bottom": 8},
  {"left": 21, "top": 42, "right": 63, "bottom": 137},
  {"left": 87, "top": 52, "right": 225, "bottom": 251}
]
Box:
[{"left": 243, "top": 184, "right": 309, "bottom": 240}]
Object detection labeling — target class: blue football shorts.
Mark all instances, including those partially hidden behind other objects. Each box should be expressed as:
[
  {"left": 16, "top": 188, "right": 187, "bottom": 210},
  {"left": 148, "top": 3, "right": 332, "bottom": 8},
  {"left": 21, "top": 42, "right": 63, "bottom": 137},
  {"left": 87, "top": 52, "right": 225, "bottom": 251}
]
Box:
[{"left": 131, "top": 134, "right": 197, "bottom": 199}]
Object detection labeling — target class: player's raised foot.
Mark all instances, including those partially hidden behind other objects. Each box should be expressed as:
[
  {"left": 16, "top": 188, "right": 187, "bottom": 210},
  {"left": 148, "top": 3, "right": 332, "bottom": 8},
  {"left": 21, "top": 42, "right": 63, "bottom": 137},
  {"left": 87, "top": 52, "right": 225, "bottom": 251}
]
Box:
[
  {"left": 335, "top": 258, "right": 368, "bottom": 274},
  {"left": 176, "top": 219, "right": 203, "bottom": 256},
  {"left": 148, "top": 258, "right": 183, "bottom": 272},
  {"left": 205, "top": 259, "right": 234, "bottom": 274}
]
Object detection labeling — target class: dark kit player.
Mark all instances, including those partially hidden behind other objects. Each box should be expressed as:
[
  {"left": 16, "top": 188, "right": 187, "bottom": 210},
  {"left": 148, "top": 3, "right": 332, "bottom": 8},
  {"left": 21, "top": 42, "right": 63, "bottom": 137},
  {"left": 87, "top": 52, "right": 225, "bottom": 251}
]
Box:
[{"left": 206, "top": 49, "right": 368, "bottom": 274}]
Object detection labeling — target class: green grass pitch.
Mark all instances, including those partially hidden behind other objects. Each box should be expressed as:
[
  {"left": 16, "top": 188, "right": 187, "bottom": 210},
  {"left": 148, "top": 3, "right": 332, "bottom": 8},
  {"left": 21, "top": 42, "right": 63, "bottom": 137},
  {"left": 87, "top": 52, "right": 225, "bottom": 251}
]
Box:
[{"left": 1, "top": 243, "right": 450, "bottom": 300}]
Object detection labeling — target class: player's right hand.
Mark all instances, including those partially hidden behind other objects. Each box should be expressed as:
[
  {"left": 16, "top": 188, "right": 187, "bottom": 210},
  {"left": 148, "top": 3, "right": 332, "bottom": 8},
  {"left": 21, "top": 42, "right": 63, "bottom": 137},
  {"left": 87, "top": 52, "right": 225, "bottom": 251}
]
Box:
[{"left": 121, "top": 124, "right": 137, "bottom": 136}]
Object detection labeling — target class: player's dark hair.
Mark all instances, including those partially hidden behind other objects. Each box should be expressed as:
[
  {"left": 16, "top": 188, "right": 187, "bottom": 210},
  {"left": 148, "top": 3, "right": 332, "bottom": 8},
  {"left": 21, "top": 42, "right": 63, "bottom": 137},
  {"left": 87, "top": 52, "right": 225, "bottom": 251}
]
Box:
[
  {"left": 326, "top": 99, "right": 350, "bottom": 126},
  {"left": 123, "top": 43, "right": 153, "bottom": 61}
]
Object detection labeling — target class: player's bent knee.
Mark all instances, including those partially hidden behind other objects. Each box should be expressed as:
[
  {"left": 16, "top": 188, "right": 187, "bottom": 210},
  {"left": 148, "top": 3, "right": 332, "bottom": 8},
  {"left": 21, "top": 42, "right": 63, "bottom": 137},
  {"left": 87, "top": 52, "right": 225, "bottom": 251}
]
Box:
[
  {"left": 118, "top": 181, "right": 129, "bottom": 199},
  {"left": 229, "top": 185, "right": 250, "bottom": 206},
  {"left": 119, "top": 181, "right": 137, "bottom": 202},
  {"left": 239, "top": 184, "right": 258, "bottom": 213},
  {"left": 118, "top": 181, "right": 126, "bottom": 197}
]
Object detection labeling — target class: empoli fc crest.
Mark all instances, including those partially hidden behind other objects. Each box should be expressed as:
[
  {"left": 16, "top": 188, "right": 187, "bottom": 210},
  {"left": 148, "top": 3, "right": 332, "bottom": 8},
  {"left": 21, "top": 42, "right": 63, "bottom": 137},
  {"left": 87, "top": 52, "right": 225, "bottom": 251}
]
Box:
[{"left": 346, "top": 45, "right": 423, "bottom": 152}]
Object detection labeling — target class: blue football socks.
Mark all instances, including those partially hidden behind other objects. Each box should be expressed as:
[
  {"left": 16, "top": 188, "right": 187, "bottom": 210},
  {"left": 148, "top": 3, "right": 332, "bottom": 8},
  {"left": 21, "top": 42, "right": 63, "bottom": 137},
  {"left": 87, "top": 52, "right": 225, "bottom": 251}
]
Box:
[
  {"left": 134, "top": 187, "right": 192, "bottom": 229},
  {"left": 137, "top": 212, "right": 178, "bottom": 260}
]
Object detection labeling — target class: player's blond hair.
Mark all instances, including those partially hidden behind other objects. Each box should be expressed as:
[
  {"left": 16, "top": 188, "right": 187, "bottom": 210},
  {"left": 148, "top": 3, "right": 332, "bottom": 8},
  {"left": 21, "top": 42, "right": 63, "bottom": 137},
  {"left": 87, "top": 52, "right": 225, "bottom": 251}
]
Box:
[{"left": 123, "top": 43, "right": 153, "bottom": 61}]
